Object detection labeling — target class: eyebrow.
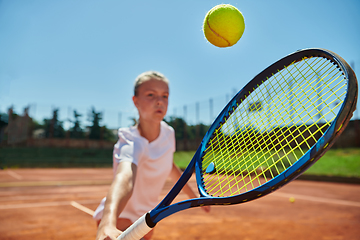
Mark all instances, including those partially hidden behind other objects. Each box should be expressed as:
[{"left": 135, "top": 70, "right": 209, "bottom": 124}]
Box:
[{"left": 143, "top": 87, "right": 169, "bottom": 93}]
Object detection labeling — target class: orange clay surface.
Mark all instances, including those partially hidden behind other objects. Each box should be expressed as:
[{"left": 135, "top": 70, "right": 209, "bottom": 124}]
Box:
[{"left": 0, "top": 168, "right": 360, "bottom": 240}]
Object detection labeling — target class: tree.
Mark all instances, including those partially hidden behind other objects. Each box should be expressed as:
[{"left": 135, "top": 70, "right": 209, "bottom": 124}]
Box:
[
  {"left": 70, "top": 110, "right": 84, "bottom": 139},
  {"left": 43, "top": 108, "right": 65, "bottom": 138},
  {"left": 87, "top": 107, "right": 116, "bottom": 141},
  {"left": 0, "top": 111, "right": 8, "bottom": 129},
  {"left": 102, "top": 126, "right": 117, "bottom": 142},
  {"left": 166, "top": 117, "right": 186, "bottom": 140},
  {"left": 166, "top": 117, "right": 209, "bottom": 141},
  {"left": 0, "top": 111, "right": 8, "bottom": 143},
  {"left": 30, "top": 118, "right": 44, "bottom": 132},
  {"left": 88, "top": 107, "right": 103, "bottom": 139}
]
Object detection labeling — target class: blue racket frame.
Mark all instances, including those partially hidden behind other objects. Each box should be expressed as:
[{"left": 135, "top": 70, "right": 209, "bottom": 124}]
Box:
[{"left": 146, "top": 48, "right": 357, "bottom": 227}]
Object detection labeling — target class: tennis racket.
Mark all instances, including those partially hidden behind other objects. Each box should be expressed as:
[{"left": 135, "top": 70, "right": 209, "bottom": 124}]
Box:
[{"left": 118, "top": 48, "right": 358, "bottom": 240}]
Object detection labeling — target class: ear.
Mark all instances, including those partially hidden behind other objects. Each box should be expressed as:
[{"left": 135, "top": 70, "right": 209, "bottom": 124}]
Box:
[{"left": 132, "top": 95, "right": 138, "bottom": 108}]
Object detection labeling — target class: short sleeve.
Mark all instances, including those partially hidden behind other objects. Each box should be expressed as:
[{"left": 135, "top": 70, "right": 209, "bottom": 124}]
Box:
[{"left": 112, "top": 128, "right": 143, "bottom": 172}]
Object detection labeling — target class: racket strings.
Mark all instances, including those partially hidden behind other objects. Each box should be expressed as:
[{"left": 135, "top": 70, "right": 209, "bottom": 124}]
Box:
[
  {"left": 204, "top": 72, "right": 323, "bottom": 192},
  {"left": 204, "top": 84, "right": 338, "bottom": 195},
  {"left": 201, "top": 56, "right": 347, "bottom": 197}
]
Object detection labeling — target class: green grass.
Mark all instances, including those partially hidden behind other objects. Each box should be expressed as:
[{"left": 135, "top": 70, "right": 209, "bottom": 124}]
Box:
[
  {"left": 174, "top": 148, "right": 360, "bottom": 178},
  {"left": 173, "top": 150, "right": 196, "bottom": 169},
  {"left": 304, "top": 148, "right": 360, "bottom": 177}
]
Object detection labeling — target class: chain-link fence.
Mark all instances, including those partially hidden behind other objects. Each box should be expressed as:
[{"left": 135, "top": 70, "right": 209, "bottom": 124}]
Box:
[{"left": 1, "top": 90, "right": 359, "bottom": 149}]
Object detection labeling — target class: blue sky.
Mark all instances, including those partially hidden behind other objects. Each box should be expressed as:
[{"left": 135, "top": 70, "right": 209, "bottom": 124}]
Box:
[{"left": 1, "top": 0, "right": 359, "bottom": 129}]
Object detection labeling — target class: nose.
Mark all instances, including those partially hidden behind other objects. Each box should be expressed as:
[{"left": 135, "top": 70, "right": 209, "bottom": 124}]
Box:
[{"left": 156, "top": 96, "right": 165, "bottom": 106}]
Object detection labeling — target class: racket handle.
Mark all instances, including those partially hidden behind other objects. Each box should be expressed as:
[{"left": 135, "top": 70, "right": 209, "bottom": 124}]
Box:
[{"left": 117, "top": 212, "right": 153, "bottom": 240}]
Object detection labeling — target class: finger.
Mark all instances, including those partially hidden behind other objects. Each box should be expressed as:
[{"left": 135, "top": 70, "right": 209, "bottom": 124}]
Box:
[{"left": 201, "top": 205, "right": 211, "bottom": 213}]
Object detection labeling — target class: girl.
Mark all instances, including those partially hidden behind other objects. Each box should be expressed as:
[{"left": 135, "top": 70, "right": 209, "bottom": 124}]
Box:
[{"left": 94, "top": 71, "right": 209, "bottom": 240}]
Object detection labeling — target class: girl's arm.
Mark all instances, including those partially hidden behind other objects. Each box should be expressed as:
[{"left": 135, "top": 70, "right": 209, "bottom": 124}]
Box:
[
  {"left": 169, "top": 162, "right": 210, "bottom": 212},
  {"left": 96, "top": 161, "right": 137, "bottom": 240}
]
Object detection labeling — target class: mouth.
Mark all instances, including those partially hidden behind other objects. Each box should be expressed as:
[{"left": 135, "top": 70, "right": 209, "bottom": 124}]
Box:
[{"left": 155, "top": 109, "right": 164, "bottom": 114}]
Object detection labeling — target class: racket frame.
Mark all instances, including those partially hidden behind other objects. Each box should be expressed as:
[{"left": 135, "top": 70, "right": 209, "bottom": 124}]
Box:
[
  {"left": 196, "top": 48, "right": 357, "bottom": 198},
  {"left": 120, "top": 49, "right": 357, "bottom": 238}
]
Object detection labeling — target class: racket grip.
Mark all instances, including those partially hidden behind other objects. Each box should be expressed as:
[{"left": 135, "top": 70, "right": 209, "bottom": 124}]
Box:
[{"left": 117, "top": 212, "right": 153, "bottom": 240}]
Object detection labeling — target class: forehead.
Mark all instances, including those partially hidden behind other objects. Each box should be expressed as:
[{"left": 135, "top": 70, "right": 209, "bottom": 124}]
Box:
[{"left": 137, "top": 78, "right": 169, "bottom": 92}]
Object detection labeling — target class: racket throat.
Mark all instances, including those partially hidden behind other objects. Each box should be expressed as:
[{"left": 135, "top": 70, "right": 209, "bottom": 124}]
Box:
[
  {"left": 149, "top": 149, "right": 203, "bottom": 224},
  {"left": 144, "top": 212, "right": 156, "bottom": 228}
]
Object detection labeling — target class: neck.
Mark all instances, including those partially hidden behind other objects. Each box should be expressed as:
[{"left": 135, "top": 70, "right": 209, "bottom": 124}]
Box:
[{"left": 137, "top": 120, "right": 161, "bottom": 142}]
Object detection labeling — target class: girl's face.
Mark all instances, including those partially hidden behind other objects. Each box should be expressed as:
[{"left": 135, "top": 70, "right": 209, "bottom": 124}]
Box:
[{"left": 133, "top": 78, "right": 169, "bottom": 124}]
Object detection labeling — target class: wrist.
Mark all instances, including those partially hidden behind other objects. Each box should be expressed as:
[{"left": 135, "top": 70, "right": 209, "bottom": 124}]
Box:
[{"left": 99, "top": 216, "right": 117, "bottom": 228}]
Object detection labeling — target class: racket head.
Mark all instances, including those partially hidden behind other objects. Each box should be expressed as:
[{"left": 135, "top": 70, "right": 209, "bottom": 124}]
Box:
[
  {"left": 195, "top": 48, "right": 358, "bottom": 203},
  {"left": 119, "top": 49, "right": 357, "bottom": 240}
]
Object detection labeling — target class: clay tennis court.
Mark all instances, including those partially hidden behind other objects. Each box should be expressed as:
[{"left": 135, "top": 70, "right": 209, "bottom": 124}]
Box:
[{"left": 0, "top": 168, "right": 359, "bottom": 240}]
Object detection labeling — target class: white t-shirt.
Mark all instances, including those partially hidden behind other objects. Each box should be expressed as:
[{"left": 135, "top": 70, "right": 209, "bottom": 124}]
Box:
[{"left": 93, "top": 121, "right": 175, "bottom": 222}]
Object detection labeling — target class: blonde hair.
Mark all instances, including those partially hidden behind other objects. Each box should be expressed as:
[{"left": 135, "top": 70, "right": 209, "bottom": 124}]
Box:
[{"left": 134, "top": 71, "right": 169, "bottom": 96}]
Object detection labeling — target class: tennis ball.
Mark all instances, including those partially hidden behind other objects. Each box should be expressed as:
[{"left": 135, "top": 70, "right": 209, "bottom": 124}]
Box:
[
  {"left": 289, "top": 197, "right": 295, "bottom": 203},
  {"left": 203, "top": 4, "right": 245, "bottom": 48}
]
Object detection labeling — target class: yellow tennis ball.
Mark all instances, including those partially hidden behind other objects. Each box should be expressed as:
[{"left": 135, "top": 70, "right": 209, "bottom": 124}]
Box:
[
  {"left": 203, "top": 4, "right": 245, "bottom": 48},
  {"left": 289, "top": 197, "right": 295, "bottom": 203}
]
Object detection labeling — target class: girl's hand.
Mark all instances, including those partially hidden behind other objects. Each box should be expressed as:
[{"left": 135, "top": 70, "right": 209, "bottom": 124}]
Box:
[
  {"left": 96, "top": 225, "right": 122, "bottom": 240},
  {"left": 201, "top": 205, "right": 211, "bottom": 213}
]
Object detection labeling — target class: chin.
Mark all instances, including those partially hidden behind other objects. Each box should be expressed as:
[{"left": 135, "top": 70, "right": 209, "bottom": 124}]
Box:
[{"left": 154, "top": 115, "right": 166, "bottom": 122}]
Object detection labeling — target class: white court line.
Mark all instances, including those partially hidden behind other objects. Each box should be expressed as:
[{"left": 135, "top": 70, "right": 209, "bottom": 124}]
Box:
[
  {"left": 0, "top": 179, "right": 111, "bottom": 187},
  {"left": 0, "top": 192, "right": 105, "bottom": 202},
  {"left": 0, "top": 199, "right": 100, "bottom": 210},
  {"left": 70, "top": 201, "right": 95, "bottom": 216},
  {"left": 6, "top": 170, "right": 23, "bottom": 180},
  {"left": 0, "top": 200, "right": 72, "bottom": 209},
  {"left": 273, "top": 192, "right": 360, "bottom": 207}
]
